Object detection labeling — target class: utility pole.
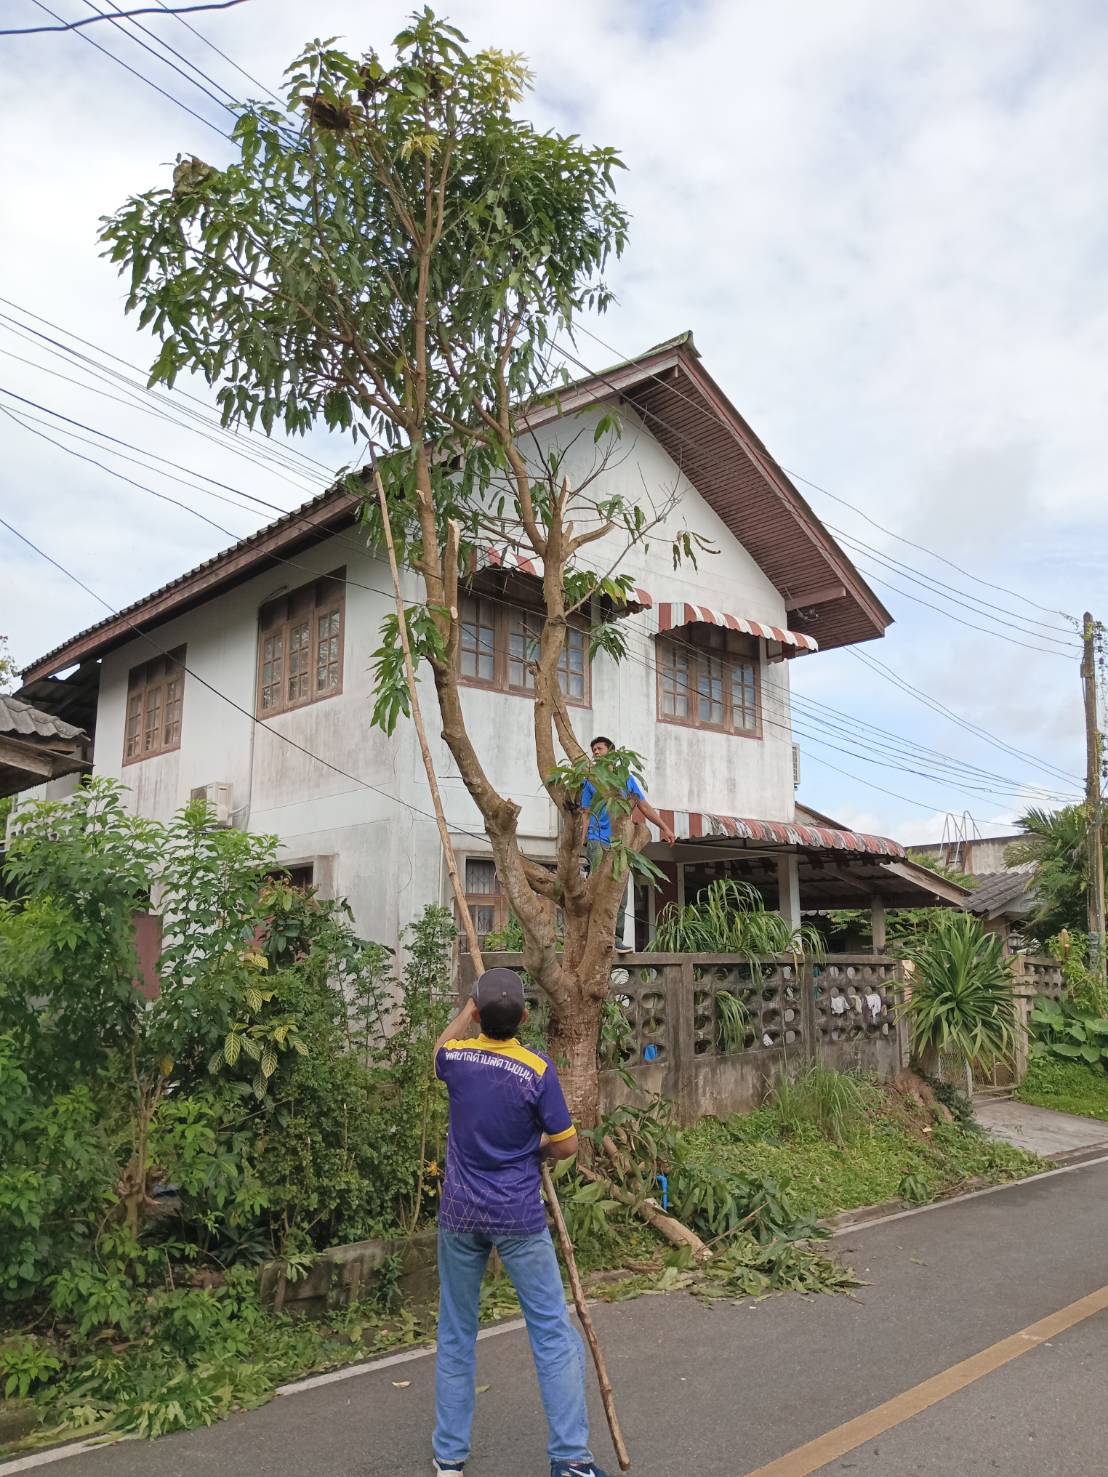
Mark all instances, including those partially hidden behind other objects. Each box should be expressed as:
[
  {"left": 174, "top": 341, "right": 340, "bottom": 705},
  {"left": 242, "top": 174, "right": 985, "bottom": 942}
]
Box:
[{"left": 1081, "top": 612, "right": 1106, "bottom": 977}]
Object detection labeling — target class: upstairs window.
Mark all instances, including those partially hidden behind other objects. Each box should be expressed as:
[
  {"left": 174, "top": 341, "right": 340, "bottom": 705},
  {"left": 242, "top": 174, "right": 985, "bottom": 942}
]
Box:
[
  {"left": 124, "top": 647, "right": 185, "bottom": 763},
  {"left": 459, "top": 594, "right": 590, "bottom": 706},
  {"left": 257, "top": 570, "right": 345, "bottom": 717},
  {"left": 657, "top": 626, "right": 761, "bottom": 737}
]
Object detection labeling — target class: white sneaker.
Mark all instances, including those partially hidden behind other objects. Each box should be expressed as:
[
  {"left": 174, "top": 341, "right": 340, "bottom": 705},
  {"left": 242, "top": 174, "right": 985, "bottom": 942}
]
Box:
[{"left": 434, "top": 1463, "right": 464, "bottom": 1475}]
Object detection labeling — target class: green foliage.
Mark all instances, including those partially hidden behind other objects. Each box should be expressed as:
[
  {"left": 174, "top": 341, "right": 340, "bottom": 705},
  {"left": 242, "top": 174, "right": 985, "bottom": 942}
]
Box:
[
  {"left": 1028, "top": 995, "right": 1108, "bottom": 1070},
  {"left": 1046, "top": 929, "right": 1108, "bottom": 1016},
  {"left": 900, "top": 912, "right": 1017, "bottom": 1073},
  {"left": 100, "top": 15, "right": 628, "bottom": 550},
  {"left": 898, "top": 1171, "right": 931, "bottom": 1206},
  {"left": 1008, "top": 805, "right": 1104, "bottom": 943},
  {"left": 1017, "top": 1055, "right": 1108, "bottom": 1122},
  {"left": 370, "top": 605, "right": 448, "bottom": 735},
  {"left": 0, "top": 1340, "right": 62, "bottom": 1399},
  {"left": 768, "top": 1065, "right": 873, "bottom": 1148},
  {"left": 713, "top": 990, "right": 749, "bottom": 1054},
  {"left": 651, "top": 878, "right": 825, "bottom": 960}
]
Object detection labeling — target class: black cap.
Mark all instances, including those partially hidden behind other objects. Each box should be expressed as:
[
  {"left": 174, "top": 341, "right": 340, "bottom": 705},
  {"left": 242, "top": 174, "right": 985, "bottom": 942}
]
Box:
[{"left": 473, "top": 967, "right": 526, "bottom": 1011}]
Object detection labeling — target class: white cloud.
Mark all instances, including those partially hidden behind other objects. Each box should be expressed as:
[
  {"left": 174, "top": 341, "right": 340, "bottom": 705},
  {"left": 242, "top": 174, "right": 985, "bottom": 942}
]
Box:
[{"left": 1, "top": 0, "right": 1101, "bottom": 836}]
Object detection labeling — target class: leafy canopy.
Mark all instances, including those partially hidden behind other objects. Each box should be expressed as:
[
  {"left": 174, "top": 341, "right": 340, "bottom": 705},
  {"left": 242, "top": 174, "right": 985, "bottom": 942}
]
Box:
[{"left": 99, "top": 9, "right": 629, "bottom": 557}]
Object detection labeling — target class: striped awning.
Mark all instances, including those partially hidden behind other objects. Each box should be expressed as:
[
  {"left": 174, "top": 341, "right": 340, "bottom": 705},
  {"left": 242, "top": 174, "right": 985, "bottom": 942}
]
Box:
[
  {"left": 658, "top": 808, "right": 904, "bottom": 858},
  {"left": 470, "top": 551, "right": 815, "bottom": 650},
  {"left": 654, "top": 601, "right": 818, "bottom": 653}
]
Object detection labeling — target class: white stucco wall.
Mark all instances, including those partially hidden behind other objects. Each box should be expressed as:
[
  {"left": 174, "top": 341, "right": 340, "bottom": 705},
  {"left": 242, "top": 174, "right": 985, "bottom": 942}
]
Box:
[{"left": 88, "top": 407, "right": 801, "bottom": 951}]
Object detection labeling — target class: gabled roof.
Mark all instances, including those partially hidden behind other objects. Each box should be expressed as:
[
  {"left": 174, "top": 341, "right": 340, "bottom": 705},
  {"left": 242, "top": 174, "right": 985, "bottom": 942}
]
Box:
[
  {"left": 963, "top": 863, "right": 1039, "bottom": 920},
  {"left": 23, "top": 335, "right": 891, "bottom": 682}
]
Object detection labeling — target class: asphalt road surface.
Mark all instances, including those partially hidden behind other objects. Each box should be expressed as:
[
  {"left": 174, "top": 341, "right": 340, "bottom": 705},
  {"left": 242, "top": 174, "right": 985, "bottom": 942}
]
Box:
[{"left": 7, "top": 1156, "right": 1108, "bottom": 1477}]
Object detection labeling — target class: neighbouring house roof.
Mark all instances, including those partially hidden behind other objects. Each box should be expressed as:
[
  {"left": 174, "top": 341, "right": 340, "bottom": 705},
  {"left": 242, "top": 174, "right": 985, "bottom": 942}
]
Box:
[
  {"left": 962, "top": 863, "right": 1040, "bottom": 921},
  {"left": 0, "top": 693, "right": 91, "bottom": 797},
  {"left": 23, "top": 334, "right": 892, "bottom": 683},
  {"left": 652, "top": 800, "right": 970, "bottom": 911}
]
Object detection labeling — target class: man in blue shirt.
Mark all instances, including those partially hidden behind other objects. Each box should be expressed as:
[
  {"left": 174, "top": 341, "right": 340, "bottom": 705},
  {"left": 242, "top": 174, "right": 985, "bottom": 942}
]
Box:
[
  {"left": 432, "top": 967, "right": 611, "bottom": 1477},
  {"left": 579, "top": 735, "right": 676, "bottom": 953}
]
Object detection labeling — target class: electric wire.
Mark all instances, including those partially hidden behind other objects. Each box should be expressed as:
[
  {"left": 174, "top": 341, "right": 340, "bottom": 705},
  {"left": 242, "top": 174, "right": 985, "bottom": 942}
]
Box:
[
  {"left": 6, "top": 389, "right": 1080, "bottom": 811},
  {"left": 28, "top": 0, "right": 234, "bottom": 139},
  {"left": 0, "top": 511, "right": 495, "bottom": 846},
  {"left": 568, "top": 319, "right": 1074, "bottom": 624}
]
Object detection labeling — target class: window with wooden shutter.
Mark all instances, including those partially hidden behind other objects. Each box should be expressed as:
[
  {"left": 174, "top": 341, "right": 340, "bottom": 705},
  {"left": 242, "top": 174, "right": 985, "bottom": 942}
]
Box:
[
  {"left": 123, "top": 647, "right": 186, "bottom": 764},
  {"left": 657, "top": 627, "right": 761, "bottom": 738},
  {"left": 256, "top": 570, "right": 346, "bottom": 717}
]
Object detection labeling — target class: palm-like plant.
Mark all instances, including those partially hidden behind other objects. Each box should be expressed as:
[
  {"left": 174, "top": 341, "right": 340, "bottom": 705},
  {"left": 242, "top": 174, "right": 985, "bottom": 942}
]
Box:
[
  {"left": 900, "top": 912, "right": 1017, "bottom": 1094},
  {"left": 1007, "top": 805, "right": 1102, "bottom": 943},
  {"left": 651, "top": 879, "right": 824, "bottom": 959}
]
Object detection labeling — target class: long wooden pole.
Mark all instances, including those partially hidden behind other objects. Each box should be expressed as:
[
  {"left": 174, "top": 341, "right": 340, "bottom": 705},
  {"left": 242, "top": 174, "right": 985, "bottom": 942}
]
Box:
[
  {"left": 370, "top": 457, "right": 631, "bottom": 1471},
  {"left": 1082, "top": 613, "right": 1106, "bottom": 978}
]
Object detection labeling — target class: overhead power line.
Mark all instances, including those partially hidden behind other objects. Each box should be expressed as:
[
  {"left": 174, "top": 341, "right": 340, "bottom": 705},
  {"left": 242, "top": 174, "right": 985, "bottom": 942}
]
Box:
[
  {"left": 0, "top": 510, "right": 493, "bottom": 846},
  {"left": 77, "top": 0, "right": 240, "bottom": 118},
  {"left": 152, "top": 0, "right": 283, "bottom": 105},
  {"left": 2, "top": 0, "right": 247, "bottom": 33},
  {"left": 6, "top": 370, "right": 1082, "bottom": 811},
  {"left": 546, "top": 337, "right": 1075, "bottom": 663},
  {"left": 25, "top": 0, "right": 232, "bottom": 137}
]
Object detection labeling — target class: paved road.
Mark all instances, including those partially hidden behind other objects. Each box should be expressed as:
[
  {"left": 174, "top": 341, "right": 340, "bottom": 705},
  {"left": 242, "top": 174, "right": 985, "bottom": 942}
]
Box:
[{"left": 9, "top": 1156, "right": 1108, "bottom": 1477}]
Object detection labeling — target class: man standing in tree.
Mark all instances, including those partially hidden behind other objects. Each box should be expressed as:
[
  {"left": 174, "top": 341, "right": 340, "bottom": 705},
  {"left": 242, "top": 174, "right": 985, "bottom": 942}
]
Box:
[
  {"left": 431, "top": 968, "right": 612, "bottom": 1477},
  {"left": 579, "top": 736, "right": 676, "bottom": 954}
]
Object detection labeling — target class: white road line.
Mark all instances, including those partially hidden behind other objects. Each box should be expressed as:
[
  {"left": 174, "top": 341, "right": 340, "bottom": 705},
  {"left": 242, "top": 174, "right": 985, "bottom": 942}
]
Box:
[
  {"left": 0, "top": 1437, "right": 131, "bottom": 1475},
  {"left": 274, "top": 1316, "right": 529, "bottom": 1396}
]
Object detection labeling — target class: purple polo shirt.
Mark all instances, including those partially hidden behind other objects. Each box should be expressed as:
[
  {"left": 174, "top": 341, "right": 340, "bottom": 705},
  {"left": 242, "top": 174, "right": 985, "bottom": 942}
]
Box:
[{"left": 435, "top": 1034, "right": 575, "bottom": 1236}]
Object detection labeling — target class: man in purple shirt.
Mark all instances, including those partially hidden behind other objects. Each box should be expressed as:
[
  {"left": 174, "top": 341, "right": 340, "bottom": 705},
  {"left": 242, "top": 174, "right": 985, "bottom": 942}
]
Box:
[{"left": 431, "top": 967, "right": 612, "bottom": 1477}]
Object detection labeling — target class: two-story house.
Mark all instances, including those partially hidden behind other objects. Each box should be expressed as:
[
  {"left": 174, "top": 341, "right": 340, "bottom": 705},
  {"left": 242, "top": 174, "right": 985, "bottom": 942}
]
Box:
[{"left": 16, "top": 335, "right": 965, "bottom": 957}]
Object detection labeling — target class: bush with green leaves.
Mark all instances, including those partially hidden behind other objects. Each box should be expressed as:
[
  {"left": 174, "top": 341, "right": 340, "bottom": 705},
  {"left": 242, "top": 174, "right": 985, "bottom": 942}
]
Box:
[
  {"left": 900, "top": 912, "right": 1017, "bottom": 1093},
  {"left": 1028, "top": 996, "right": 1108, "bottom": 1071}
]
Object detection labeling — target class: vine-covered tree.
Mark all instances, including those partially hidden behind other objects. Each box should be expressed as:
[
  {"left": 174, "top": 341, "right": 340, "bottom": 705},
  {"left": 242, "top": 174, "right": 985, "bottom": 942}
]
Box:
[{"left": 102, "top": 10, "right": 698, "bottom": 1122}]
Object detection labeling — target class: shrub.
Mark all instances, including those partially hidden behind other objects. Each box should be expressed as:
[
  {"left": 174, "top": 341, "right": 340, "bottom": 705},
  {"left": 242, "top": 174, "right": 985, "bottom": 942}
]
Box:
[{"left": 901, "top": 912, "right": 1017, "bottom": 1092}]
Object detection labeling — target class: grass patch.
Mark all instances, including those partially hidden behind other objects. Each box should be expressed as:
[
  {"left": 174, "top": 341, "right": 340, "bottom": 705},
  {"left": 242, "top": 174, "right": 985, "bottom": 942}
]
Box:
[
  {"left": 1016, "top": 1057, "right": 1108, "bottom": 1123},
  {"left": 682, "top": 1081, "right": 1045, "bottom": 1221}
]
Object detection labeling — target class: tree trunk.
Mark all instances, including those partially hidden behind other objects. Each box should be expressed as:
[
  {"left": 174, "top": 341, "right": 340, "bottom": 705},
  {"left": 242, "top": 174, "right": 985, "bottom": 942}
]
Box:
[{"left": 548, "top": 989, "right": 606, "bottom": 1128}]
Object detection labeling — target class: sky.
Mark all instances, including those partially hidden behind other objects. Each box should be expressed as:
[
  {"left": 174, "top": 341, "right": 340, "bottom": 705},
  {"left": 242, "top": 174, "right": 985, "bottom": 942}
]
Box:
[{"left": 1, "top": 0, "right": 1104, "bottom": 846}]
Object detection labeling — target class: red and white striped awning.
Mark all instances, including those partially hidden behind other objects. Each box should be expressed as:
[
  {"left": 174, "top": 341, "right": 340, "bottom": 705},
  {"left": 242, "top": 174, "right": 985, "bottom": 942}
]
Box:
[
  {"left": 658, "top": 808, "right": 904, "bottom": 858},
  {"left": 470, "top": 551, "right": 814, "bottom": 651},
  {"left": 654, "top": 601, "right": 818, "bottom": 653}
]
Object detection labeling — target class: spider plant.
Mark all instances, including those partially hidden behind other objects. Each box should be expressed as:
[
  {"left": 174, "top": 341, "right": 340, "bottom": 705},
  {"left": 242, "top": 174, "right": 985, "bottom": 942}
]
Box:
[
  {"left": 651, "top": 879, "right": 825, "bottom": 961},
  {"left": 900, "top": 911, "right": 1017, "bottom": 1095},
  {"left": 714, "top": 989, "right": 750, "bottom": 1054}
]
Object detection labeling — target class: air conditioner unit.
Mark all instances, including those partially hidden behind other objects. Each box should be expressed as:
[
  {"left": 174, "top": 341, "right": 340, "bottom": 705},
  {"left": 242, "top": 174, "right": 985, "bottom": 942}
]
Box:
[
  {"left": 190, "top": 782, "right": 233, "bottom": 827},
  {"left": 791, "top": 744, "right": 801, "bottom": 790}
]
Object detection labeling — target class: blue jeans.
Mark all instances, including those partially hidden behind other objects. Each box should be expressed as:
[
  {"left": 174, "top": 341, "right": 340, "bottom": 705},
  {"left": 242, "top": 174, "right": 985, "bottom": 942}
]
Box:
[
  {"left": 433, "top": 1227, "right": 592, "bottom": 1467},
  {"left": 587, "top": 839, "right": 628, "bottom": 943}
]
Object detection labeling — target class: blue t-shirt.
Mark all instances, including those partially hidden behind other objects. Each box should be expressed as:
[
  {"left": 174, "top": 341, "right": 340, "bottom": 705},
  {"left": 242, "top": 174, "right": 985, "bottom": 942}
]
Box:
[
  {"left": 435, "top": 1035, "right": 575, "bottom": 1236},
  {"left": 581, "top": 774, "right": 645, "bottom": 844}
]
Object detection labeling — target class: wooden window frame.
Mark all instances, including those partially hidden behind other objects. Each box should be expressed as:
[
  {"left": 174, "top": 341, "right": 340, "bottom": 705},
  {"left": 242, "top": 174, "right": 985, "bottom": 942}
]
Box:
[
  {"left": 123, "top": 646, "right": 186, "bottom": 764},
  {"left": 458, "top": 592, "right": 591, "bottom": 707},
  {"left": 256, "top": 569, "right": 346, "bottom": 718},
  {"left": 656, "top": 626, "right": 762, "bottom": 739},
  {"left": 458, "top": 854, "right": 558, "bottom": 952},
  {"left": 460, "top": 856, "right": 509, "bottom": 952}
]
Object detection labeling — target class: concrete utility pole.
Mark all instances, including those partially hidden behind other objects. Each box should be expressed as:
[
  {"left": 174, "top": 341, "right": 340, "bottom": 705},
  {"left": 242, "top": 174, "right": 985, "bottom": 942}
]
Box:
[{"left": 1081, "top": 612, "right": 1106, "bottom": 977}]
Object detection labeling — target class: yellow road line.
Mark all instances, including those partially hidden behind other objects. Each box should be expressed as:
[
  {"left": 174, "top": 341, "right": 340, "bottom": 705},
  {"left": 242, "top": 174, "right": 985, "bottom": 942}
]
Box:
[{"left": 746, "top": 1282, "right": 1108, "bottom": 1477}]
